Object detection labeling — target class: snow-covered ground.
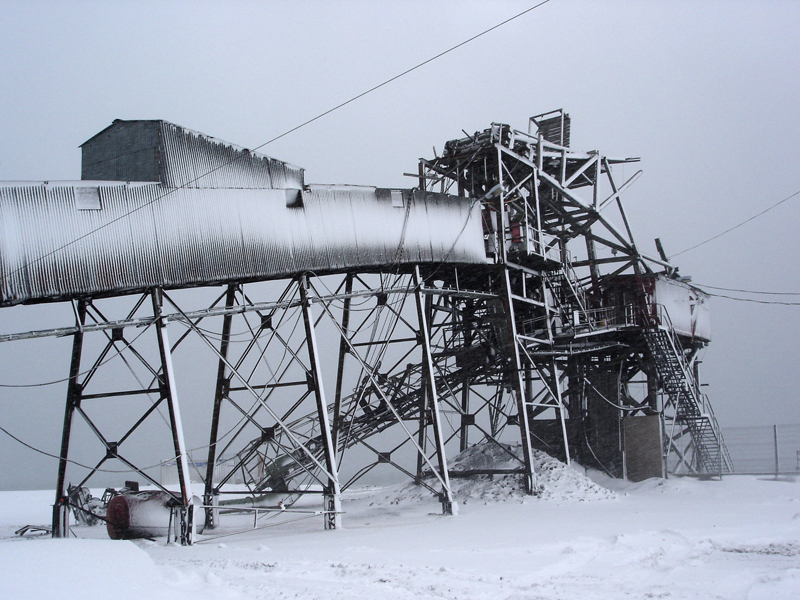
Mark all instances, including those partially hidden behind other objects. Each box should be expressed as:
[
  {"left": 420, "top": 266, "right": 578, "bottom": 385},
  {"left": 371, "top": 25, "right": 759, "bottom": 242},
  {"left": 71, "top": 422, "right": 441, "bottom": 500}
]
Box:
[{"left": 2, "top": 453, "right": 799, "bottom": 599}]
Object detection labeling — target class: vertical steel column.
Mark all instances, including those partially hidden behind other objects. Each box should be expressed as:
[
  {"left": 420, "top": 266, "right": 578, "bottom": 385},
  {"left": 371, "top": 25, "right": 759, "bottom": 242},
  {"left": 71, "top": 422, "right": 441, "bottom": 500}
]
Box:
[
  {"left": 415, "top": 293, "right": 431, "bottom": 484},
  {"left": 299, "top": 275, "right": 342, "bottom": 529},
  {"left": 413, "top": 267, "right": 457, "bottom": 515},
  {"left": 459, "top": 380, "right": 471, "bottom": 453},
  {"left": 151, "top": 289, "right": 194, "bottom": 545},
  {"left": 204, "top": 284, "right": 237, "bottom": 529},
  {"left": 52, "top": 300, "right": 87, "bottom": 538},
  {"left": 502, "top": 268, "right": 538, "bottom": 495},
  {"left": 647, "top": 370, "right": 659, "bottom": 412},
  {"left": 551, "top": 359, "right": 571, "bottom": 466},
  {"left": 496, "top": 144, "right": 537, "bottom": 495},
  {"left": 459, "top": 300, "right": 473, "bottom": 453},
  {"left": 332, "top": 274, "right": 354, "bottom": 454},
  {"left": 582, "top": 157, "right": 602, "bottom": 286},
  {"left": 774, "top": 424, "right": 780, "bottom": 477}
]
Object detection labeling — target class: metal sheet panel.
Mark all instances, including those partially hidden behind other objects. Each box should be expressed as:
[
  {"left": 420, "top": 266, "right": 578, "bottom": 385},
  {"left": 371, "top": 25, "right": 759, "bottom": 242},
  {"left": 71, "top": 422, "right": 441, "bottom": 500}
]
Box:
[
  {"left": 653, "top": 277, "right": 711, "bottom": 342},
  {"left": 157, "top": 121, "right": 305, "bottom": 190},
  {"left": 623, "top": 414, "right": 664, "bottom": 482},
  {"left": 81, "top": 120, "right": 304, "bottom": 190},
  {"left": 0, "top": 182, "right": 487, "bottom": 306}
]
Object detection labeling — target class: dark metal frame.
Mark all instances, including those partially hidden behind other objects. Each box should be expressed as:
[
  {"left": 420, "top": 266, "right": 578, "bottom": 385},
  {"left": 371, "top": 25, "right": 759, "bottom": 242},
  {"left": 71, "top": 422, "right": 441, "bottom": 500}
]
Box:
[
  {"left": 2, "top": 110, "right": 733, "bottom": 547},
  {"left": 417, "top": 111, "right": 730, "bottom": 480},
  {"left": 52, "top": 290, "right": 196, "bottom": 543}
]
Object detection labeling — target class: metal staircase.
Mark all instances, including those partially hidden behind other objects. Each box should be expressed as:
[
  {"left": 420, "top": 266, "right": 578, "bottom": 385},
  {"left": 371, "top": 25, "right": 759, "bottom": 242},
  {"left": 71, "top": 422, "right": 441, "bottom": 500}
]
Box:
[{"left": 642, "top": 321, "right": 732, "bottom": 475}]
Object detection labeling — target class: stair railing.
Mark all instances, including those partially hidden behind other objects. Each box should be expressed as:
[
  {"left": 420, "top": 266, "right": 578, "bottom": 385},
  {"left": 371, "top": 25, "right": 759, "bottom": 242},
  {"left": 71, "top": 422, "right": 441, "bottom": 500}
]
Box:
[{"left": 645, "top": 303, "right": 732, "bottom": 473}]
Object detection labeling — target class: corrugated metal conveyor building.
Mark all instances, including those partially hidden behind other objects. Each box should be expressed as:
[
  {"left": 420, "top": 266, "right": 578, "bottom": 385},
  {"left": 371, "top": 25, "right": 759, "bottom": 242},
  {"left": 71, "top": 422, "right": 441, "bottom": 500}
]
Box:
[
  {"left": 0, "top": 115, "right": 730, "bottom": 547},
  {"left": 0, "top": 119, "right": 487, "bottom": 306},
  {"left": 0, "top": 120, "right": 492, "bottom": 545}
]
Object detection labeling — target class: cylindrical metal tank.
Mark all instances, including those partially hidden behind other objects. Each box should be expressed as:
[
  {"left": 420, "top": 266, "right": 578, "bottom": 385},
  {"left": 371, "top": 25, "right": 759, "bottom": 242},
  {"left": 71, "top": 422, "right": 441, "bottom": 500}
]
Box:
[{"left": 106, "top": 491, "right": 204, "bottom": 540}]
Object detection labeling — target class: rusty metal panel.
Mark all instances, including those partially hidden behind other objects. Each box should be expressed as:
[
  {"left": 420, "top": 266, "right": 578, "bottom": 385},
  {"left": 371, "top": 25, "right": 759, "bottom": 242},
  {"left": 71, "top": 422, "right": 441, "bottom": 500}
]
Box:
[
  {"left": 0, "top": 182, "right": 486, "bottom": 306},
  {"left": 536, "top": 114, "right": 571, "bottom": 147}
]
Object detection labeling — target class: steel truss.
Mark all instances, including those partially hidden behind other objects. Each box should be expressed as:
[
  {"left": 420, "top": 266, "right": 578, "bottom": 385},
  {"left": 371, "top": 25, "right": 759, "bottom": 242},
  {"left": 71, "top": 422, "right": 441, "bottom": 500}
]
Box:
[
  {"left": 52, "top": 290, "right": 195, "bottom": 543},
  {"left": 200, "top": 267, "right": 547, "bottom": 521},
  {"left": 26, "top": 110, "right": 731, "bottom": 546},
  {"left": 48, "top": 260, "right": 573, "bottom": 542},
  {"left": 418, "top": 109, "right": 730, "bottom": 479}
]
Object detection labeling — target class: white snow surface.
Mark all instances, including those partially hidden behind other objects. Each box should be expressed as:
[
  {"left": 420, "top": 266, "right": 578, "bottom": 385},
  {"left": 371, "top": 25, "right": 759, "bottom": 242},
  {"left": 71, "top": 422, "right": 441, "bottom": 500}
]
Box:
[
  {"left": 371, "top": 444, "right": 615, "bottom": 507},
  {"left": 2, "top": 454, "right": 800, "bottom": 599}
]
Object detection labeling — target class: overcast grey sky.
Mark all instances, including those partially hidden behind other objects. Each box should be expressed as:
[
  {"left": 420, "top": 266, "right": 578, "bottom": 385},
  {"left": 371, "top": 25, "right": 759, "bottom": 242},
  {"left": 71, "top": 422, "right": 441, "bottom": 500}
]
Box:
[{"left": 1, "top": 0, "right": 798, "bottom": 490}]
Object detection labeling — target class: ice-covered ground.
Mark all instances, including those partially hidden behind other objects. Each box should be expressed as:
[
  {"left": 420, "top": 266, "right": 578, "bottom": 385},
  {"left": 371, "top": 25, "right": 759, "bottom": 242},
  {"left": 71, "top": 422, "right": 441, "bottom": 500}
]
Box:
[{"left": 2, "top": 450, "right": 799, "bottom": 599}]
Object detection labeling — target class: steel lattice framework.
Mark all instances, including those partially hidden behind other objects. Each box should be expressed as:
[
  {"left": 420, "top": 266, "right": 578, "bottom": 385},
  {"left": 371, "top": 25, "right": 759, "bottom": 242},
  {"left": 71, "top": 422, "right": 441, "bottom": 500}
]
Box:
[{"left": 0, "top": 113, "right": 731, "bottom": 545}]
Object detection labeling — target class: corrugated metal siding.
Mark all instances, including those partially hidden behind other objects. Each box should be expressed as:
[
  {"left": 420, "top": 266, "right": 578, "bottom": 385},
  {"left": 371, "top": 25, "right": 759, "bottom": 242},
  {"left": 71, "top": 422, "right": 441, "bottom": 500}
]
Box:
[
  {"left": 81, "top": 120, "right": 304, "bottom": 190},
  {"left": 0, "top": 182, "right": 486, "bottom": 306},
  {"left": 157, "top": 121, "right": 306, "bottom": 189}
]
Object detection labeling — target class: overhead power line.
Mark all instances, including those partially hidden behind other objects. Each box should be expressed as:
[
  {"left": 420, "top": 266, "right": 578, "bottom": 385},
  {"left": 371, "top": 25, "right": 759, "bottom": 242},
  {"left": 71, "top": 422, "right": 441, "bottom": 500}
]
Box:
[
  {"left": 0, "top": 425, "right": 149, "bottom": 472},
  {"left": 0, "top": 323, "right": 152, "bottom": 388},
  {"left": 671, "top": 188, "right": 800, "bottom": 258},
  {"left": 0, "top": 418, "right": 249, "bottom": 474},
  {"left": 705, "top": 292, "right": 800, "bottom": 306},
  {"left": 0, "top": 1, "right": 553, "bottom": 287},
  {"left": 245, "top": 0, "right": 552, "bottom": 155},
  {"left": 696, "top": 283, "right": 800, "bottom": 297}
]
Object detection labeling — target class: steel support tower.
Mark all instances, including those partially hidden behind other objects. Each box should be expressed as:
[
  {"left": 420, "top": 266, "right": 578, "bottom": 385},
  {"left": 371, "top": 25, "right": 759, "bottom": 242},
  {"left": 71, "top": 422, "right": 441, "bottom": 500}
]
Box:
[
  {"left": 416, "top": 111, "right": 732, "bottom": 479},
  {"left": 0, "top": 113, "right": 732, "bottom": 545}
]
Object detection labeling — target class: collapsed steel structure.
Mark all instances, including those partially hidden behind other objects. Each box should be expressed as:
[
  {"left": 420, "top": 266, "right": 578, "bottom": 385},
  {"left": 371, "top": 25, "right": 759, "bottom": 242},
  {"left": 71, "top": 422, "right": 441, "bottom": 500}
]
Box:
[{"left": 0, "top": 113, "right": 731, "bottom": 545}]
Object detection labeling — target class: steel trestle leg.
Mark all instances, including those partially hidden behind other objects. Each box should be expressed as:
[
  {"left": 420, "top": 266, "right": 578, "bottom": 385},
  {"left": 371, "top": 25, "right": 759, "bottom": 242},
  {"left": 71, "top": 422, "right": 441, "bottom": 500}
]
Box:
[
  {"left": 502, "top": 268, "right": 538, "bottom": 495},
  {"left": 414, "top": 267, "right": 457, "bottom": 515},
  {"left": 204, "top": 284, "right": 236, "bottom": 529},
  {"left": 151, "top": 289, "right": 194, "bottom": 545},
  {"left": 52, "top": 300, "right": 87, "bottom": 538},
  {"left": 300, "top": 275, "right": 342, "bottom": 529}
]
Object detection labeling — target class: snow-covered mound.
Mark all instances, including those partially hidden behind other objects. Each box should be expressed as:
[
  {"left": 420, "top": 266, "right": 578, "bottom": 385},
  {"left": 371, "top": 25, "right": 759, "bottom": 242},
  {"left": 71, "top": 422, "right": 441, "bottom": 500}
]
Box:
[{"left": 370, "top": 443, "right": 615, "bottom": 506}]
